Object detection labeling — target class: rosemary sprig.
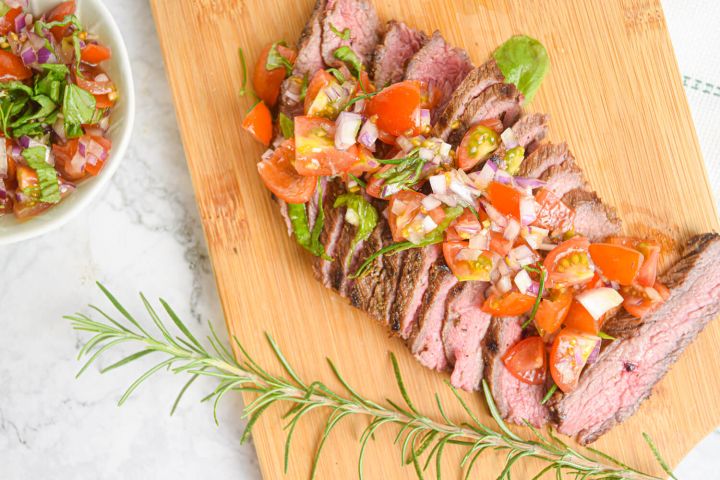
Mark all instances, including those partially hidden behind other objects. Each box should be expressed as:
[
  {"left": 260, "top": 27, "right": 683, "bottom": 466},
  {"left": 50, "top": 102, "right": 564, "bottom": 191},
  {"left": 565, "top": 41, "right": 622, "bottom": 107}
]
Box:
[
  {"left": 521, "top": 265, "right": 546, "bottom": 329},
  {"left": 66, "top": 283, "right": 673, "bottom": 480}
]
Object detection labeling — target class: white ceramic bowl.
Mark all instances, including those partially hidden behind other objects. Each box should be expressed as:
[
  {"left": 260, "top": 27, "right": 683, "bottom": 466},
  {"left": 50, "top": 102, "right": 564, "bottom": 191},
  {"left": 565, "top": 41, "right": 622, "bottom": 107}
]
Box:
[{"left": 0, "top": 0, "right": 135, "bottom": 245}]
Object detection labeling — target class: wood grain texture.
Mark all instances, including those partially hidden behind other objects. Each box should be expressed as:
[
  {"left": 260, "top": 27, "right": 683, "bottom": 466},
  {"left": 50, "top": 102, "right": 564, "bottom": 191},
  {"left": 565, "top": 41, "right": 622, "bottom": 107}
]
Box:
[{"left": 150, "top": 0, "right": 720, "bottom": 478}]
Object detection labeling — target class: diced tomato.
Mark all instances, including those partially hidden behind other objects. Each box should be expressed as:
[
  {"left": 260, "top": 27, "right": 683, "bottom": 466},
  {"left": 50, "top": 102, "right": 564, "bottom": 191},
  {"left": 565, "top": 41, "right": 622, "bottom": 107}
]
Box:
[
  {"left": 502, "top": 336, "right": 547, "bottom": 385},
  {"left": 93, "top": 93, "right": 115, "bottom": 108},
  {"left": 252, "top": 43, "right": 296, "bottom": 107},
  {"left": 294, "top": 116, "right": 358, "bottom": 175},
  {"left": 443, "top": 241, "right": 494, "bottom": 282},
  {"left": 482, "top": 291, "right": 537, "bottom": 316},
  {"left": 80, "top": 44, "right": 112, "bottom": 65},
  {"left": 53, "top": 139, "right": 83, "bottom": 180},
  {"left": 543, "top": 236, "right": 595, "bottom": 287},
  {"left": 620, "top": 281, "right": 670, "bottom": 318},
  {"left": 257, "top": 139, "right": 316, "bottom": 203},
  {"left": 533, "top": 188, "right": 575, "bottom": 233},
  {"left": 348, "top": 144, "right": 381, "bottom": 176},
  {"left": 365, "top": 80, "right": 423, "bottom": 137},
  {"left": 75, "top": 64, "right": 115, "bottom": 95},
  {"left": 452, "top": 209, "right": 482, "bottom": 239},
  {"left": 304, "top": 69, "right": 335, "bottom": 115},
  {"left": 564, "top": 300, "right": 603, "bottom": 335},
  {"left": 0, "top": 7, "right": 22, "bottom": 36},
  {"left": 241, "top": 101, "right": 272, "bottom": 146},
  {"left": 582, "top": 272, "right": 605, "bottom": 291},
  {"left": 588, "top": 243, "right": 643, "bottom": 286},
  {"left": 0, "top": 50, "right": 32, "bottom": 81},
  {"left": 13, "top": 166, "right": 50, "bottom": 220},
  {"left": 456, "top": 123, "right": 500, "bottom": 171},
  {"left": 365, "top": 164, "right": 390, "bottom": 199},
  {"left": 47, "top": 0, "right": 76, "bottom": 41},
  {"left": 607, "top": 236, "right": 661, "bottom": 287},
  {"left": 388, "top": 190, "right": 424, "bottom": 242},
  {"left": 83, "top": 135, "right": 112, "bottom": 176},
  {"left": 489, "top": 230, "right": 513, "bottom": 256},
  {"left": 534, "top": 288, "right": 572, "bottom": 339},
  {"left": 550, "top": 328, "right": 600, "bottom": 393},
  {"left": 486, "top": 181, "right": 521, "bottom": 219}
]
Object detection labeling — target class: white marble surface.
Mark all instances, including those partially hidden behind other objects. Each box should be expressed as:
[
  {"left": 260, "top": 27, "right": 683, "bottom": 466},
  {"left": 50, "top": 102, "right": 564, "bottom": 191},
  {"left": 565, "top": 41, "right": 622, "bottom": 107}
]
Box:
[{"left": 0, "top": 0, "right": 717, "bottom": 478}]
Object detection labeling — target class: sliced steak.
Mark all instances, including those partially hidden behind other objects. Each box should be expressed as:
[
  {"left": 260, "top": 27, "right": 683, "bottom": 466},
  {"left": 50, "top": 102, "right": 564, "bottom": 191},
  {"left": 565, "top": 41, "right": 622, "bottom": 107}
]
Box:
[
  {"left": 328, "top": 216, "right": 358, "bottom": 292},
  {"left": 446, "top": 83, "right": 524, "bottom": 146},
  {"left": 433, "top": 59, "right": 505, "bottom": 140},
  {"left": 311, "top": 178, "right": 346, "bottom": 286},
  {"left": 539, "top": 152, "right": 587, "bottom": 197},
  {"left": 372, "top": 20, "right": 427, "bottom": 88},
  {"left": 483, "top": 317, "right": 549, "bottom": 427},
  {"left": 364, "top": 223, "right": 407, "bottom": 324},
  {"left": 410, "top": 263, "right": 458, "bottom": 371},
  {"left": 551, "top": 233, "right": 720, "bottom": 444},
  {"left": 389, "top": 245, "right": 442, "bottom": 338},
  {"left": 442, "top": 281, "right": 492, "bottom": 391},
  {"left": 321, "top": 0, "right": 380, "bottom": 69},
  {"left": 348, "top": 224, "right": 385, "bottom": 311},
  {"left": 487, "top": 113, "right": 550, "bottom": 167},
  {"left": 562, "top": 188, "right": 622, "bottom": 241},
  {"left": 404, "top": 31, "right": 473, "bottom": 119},
  {"left": 517, "top": 142, "right": 571, "bottom": 179}
]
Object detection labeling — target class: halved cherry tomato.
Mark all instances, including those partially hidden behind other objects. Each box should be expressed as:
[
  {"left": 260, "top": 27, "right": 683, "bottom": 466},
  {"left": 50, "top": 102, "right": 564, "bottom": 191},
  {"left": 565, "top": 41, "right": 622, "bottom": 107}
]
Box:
[
  {"left": 502, "top": 336, "right": 547, "bottom": 385},
  {"left": 482, "top": 291, "right": 536, "bottom": 316},
  {"left": 304, "top": 69, "right": 335, "bottom": 115},
  {"left": 388, "top": 190, "right": 424, "bottom": 242},
  {"left": 564, "top": 300, "right": 602, "bottom": 334},
  {"left": 489, "top": 230, "right": 513, "bottom": 256},
  {"left": 588, "top": 243, "right": 643, "bottom": 286},
  {"left": 535, "top": 288, "right": 572, "bottom": 339},
  {"left": 543, "top": 236, "right": 595, "bottom": 287},
  {"left": 456, "top": 122, "right": 500, "bottom": 171},
  {"left": 533, "top": 188, "right": 575, "bottom": 233},
  {"left": 453, "top": 209, "right": 483, "bottom": 239},
  {"left": 365, "top": 164, "right": 391, "bottom": 199},
  {"left": 0, "top": 7, "right": 22, "bottom": 36},
  {"left": 365, "top": 80, "right": 423, "bottom": 137},
  {"left": 75, "top": 64, "right": 115, "bottom": 95},
  {"left": 94, "top": 93, "right": 115, "bottom": 108},
  {"left": 252, "top": 43, "right": 296, "bottom": 108},
  {"left": 347, "top": 144, "right": 381, "bottom": 176},
  {"left": 0, "top": 50, "right": 32, "bottom": 81},
  {"left": 443, "top": 241, "right": 494, "bottom": 282},
  {"left": 550, "top": 328, "right": 600, "bottom": 393},
  {"left": 486, "top": 181, "right": 521, "bottom": 219},
  {"left": 257, "top": 139, "right": 316, "bottom": 204},
  {"left": 241, "top": 101, "right": 272, "bottom": 146},
  {"left": 83, "top": 135, "right": 112, "bottom": 176},
  {"left": 294, "top": 116, "right": 358, "bottom": 175},
  {"left": 607, "top": 237, "right": 661, "bottom": 287},
  {"left": 48, "top": 1, "right": 76, "bottom": 41},
  {"left": 80, "top": 44, "right": 112, "bottom": 65},
  {"left": 620, "top": 281, "right": 670, "bottom": 318}
]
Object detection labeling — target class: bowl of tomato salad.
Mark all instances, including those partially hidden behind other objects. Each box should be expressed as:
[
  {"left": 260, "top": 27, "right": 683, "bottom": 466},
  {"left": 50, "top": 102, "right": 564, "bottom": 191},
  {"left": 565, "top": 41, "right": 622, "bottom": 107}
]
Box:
[{"left": 0, "top": 0, "right": 134, "bottom": 245}]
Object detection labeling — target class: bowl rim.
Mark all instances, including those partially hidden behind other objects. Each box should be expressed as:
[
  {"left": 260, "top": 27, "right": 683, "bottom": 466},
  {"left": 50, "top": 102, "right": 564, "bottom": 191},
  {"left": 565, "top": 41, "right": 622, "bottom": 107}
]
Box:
[{"left": 0, "top": 0, "right": 136, "bottom": 246}]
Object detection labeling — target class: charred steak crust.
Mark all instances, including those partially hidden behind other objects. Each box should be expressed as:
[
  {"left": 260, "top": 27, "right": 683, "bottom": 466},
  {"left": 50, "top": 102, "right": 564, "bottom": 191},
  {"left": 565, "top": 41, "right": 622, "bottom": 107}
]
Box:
[
  {"left": 517, "top": 142, "right": 571, "bottom": 179},
  {"left": 539, "top": 152, "right": 588, "bottom": 198},
  {"left": 321, "top": 0, "right": 380, "bottom": 69},
  {"left": 312, "top": 179, "right": 347, "bottom": 285},
  {"left": 550, "top": 233, "right": 720, "bottom": 444},
  {"left": 349, "top": 223, "right": 386, "bottom": 310},
  {"left": 364, "top": 222, "right": 407, "bottom": 324},
  {"left": 372, "top": 20, "right": 428, "bottom": 88},
  {"left": 294, "top": 0, "right": 327, "bottom": 76}
]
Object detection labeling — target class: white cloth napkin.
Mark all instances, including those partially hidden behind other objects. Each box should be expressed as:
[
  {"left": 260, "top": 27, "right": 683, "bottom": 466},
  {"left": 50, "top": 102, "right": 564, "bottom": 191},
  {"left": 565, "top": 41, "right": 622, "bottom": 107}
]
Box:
[{"left": 663, "top": 0, "right": 720, "bottom": 208}]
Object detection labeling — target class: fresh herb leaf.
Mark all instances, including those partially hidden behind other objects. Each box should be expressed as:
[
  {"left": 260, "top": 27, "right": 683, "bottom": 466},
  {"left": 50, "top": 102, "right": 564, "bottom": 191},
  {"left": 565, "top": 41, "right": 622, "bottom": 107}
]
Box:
[
  {"left": 266, "top": 41, "right": 293, "bottom": 76},
  {"left": 344, "top": 90, "right": 377, "bottom": 110},
  {"left": 238, "top": 47, "right": 249, "bottom": 96},
  {"left": 334, "top": 193, "right": 378, "bottom": 256},
  {"left": 63, "top": 84, "right": 96, "bottom": 138},
  {"left": 598, "top": 331, "right": 616, "bottom": 341},
  {"left": 348, "top": 173, "right": 366, "bottom": 188},
  {"left": 326, "top": 68, "right": 346, "bottom": 83},
  {"left": 541, "top": 384, "right": 557, "bottom": 405},
  {"left": 329, "top": 23, "right": 351, "bottom": 41},
  {"left": 521, "top": 265, "right": 546, "bottom": 329},
  {"left": 0, "top": 2, "right": 11, "bottom": 17},
  {"left": 374, "top": 148, "right": 435, "bottom": 192},
  {"left": 333, "top": 46, "right": 363, "bottom": 77},
  {"left": 287, "top": 181, "right": 331, "bottom": 260},
  {"left": 299, "top": 73, "right": 309, "bottom": 102},
  {"left": 278, "top": 112, "right": 294, "bottom": 139},
  {"left": 22, "top": 146, "right": 61, "bottom": 204},
  {"left": 35, "top": 64, "right": 70, "bottom": 103},
  {"left": 493, "top": 35, "right": 549, "bottom": 104}
]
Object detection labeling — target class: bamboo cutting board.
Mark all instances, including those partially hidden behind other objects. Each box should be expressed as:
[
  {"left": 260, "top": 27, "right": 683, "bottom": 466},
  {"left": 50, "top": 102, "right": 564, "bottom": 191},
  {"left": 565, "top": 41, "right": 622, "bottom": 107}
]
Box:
[{"left": 150, "top": 0, "right": 720, "bottom": 478}]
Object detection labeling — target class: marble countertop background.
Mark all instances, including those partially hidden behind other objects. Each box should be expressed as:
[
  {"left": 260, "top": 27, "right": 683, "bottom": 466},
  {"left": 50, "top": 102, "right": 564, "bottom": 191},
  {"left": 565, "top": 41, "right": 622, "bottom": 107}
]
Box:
[{"left": 0, "top": 0, "right": 717, "bottom": 478}]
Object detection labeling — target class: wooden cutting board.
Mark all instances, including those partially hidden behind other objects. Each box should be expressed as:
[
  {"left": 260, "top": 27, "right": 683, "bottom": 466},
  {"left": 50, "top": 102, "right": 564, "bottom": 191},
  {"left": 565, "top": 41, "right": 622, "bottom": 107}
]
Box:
[{"left": 150, "top": 0, "right": 720, "bottom": 478}]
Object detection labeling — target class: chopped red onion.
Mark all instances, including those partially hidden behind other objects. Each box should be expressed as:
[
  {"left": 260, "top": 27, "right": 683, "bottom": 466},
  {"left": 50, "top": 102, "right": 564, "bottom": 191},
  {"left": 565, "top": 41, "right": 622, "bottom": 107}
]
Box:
[
  {"left": 509, "top": 245, "right": 536, "bottom": 266},
  {"left": 20, "top": 47, "right": 37, "bottom": 66},
  {"left": 429, "top": 174, "right": 447, "bottom": 194},
  {"left": 37, "top": 47, "right": 56, "bottom": 64},
  {"left": 519, "top": 196, "right": 538, "bottom": 226},
  {"left": 514, "top": 177, "right": 547, "bottom": 189},
  {"left": 500, "top": 127, "right": 518, "bottom": 149},
  {"left": 514, "top": 269, "right": 532, "bottom": 294},
  {"left": 261, "top": 149, "right": 274, "bottom": 161},
  {"left": 497, "top": 275, "right": 512, "bottom": 294},
  {"left": 381, "top": 182, "right": 401, "bottom": 198},
  {"left": 586, "top": 340, "right": 601, "bottom": 365},
  {"left": 334, "top": 111, "right": 361, "bottom": 150},
  {"left": 504, "top": 218, "right": 521, "bottom": 241},
  {"left": 456, "top": 248, "right": 482, "bottom": 262},
  {"left": 352, "top": 99, "right": 366, "bottom": 113},
  {"left": 481, "top": 200, "right": 508, "bottom": 228},
  {"left": 19, "top": 136, "right": 30, "bottom": 149},
  {"left": 494, "top": 169, "right": 513, "bottom": 185},
  {"left": 357, "top": 120, "right": 378, "bottom": 151},
  {"left": 418, "top": 147, "right": 434, "bottom": 161},
  {"left": 526, "top": 280, "right": 541, "bottom": 296},
  {"left": 422, "top": 215, "right": 438, "bottom": 233},
  {"left": 421, "top": 195, "right": 441, "bottom": 211},
  {"left": 14, "top": 13, "right": 27, "bottom": 33},
  {"left": 417, "top": 108, "right": 431, "bottom": 129},
  {"left": 469, "top": 231, "right": 489, "bottom": 250}
]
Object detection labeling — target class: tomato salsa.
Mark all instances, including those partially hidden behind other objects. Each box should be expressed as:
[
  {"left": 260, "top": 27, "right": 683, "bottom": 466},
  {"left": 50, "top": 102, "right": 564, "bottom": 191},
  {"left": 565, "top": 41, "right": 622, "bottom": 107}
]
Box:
[{"left": 0, "top": 1, "right": 117, "bottom": 220}]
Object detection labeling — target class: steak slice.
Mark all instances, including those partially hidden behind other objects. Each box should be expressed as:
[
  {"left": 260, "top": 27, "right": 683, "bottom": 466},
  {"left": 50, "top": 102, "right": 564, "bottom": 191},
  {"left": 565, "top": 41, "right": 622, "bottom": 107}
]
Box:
[
  {"left": 442, "top": 281, "right": 492, "bottom": 391},
  {"left": 433, "top": 59, "right": 505, "bottom": 140},
  {"left": 404, "top": 31, "right": 473, "bottom": 119},
  {"left": 562, "top": 188, "right": 622, "bottom": 241},
  {"left": 539, "top": 152, "right": 588, "bottom": 197},
  {"left": 446, "top": 83, "right": 524, "bottom": 146},
  {"left": 483, "top": 317, "right": 549, "bottom": 427},
  {"left": 551, "top": 233, "right": 720, "bottom": 444},
  {"left": 389, "top": 245, "right": 442, "bottom": 338},
  {"left": 410, "top": 263, "right": 458, "bottom": 371},
  {"left": 364, "top": 223, "right": 407, "bottom": 324},
  {"left": 321, "top": 0, "right": 380, "bottom": 69},
  {"left": 517, "top": 142, "right": 571, "bottom": 179},
  {"left": 311, "top": 178, "right": 346, "bottom": 286},
  {"left": 328, "top": 214, "right": 358, "bottom": 292},
  {"left": 487, "top": 113, "right": 550, "bottom": 167},
  {"left": 372, "top": 20, "right": 427, "bottom": 88}
]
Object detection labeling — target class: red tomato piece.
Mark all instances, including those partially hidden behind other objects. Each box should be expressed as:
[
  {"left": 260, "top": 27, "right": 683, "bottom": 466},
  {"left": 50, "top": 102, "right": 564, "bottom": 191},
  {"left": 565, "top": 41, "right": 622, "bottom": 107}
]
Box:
[
  {"left": 486, "top": 181, "right": 521, "bottom": 219},
  {"left": 550, "top": 328, "right": 600, "bottom": 393},
  {"left": 482, "top": 291, "right": 537, "bottom": 316},
  {"left": 81, "top": 44, "right": 112, "bottom": 65},
  {"left": 489, "top": 230, "right": 513, "bottom": 257},
  {"left": 588, "top": 243, "right": 643, "bottom": 286},
  {"left": 0, "top": 7, "right": 22, "bottom": 36},
  {"left": 456, "top": 122, "right": 501, "bottom": 171},
  {"left": 620, "top": 281, "right": 670, "bottom": 318},
  {"left": 304, "top": 69, "right": 335, "bottom": 114},
  {"left": 93, "top": 93, "right": 116, "bottom": 109},
  {"left": 83, "top": 135, "right": 112, "bottom": 176},
  {"left": 241, "top": 101, "right": 273, "bottom": 146},
  {"left": 543, "top": 236, "right": 595, "bottom": 287},
  {"left": 365, "top": 80, "right": 423, "bottom": 137},
  {"left": 502, "top": 336, "right": 547, "bottom": 385},
  {"left": 75, "top": 64, "right": 115, "bottom": 95},
  {"left": 257, "top": 139, "right": 316, "bottom": 204},
  {"left": 534, "top": 288, "right": 572, "bottom": 339},
  {"left": 533, "top": 188, "right": 575, "bottom": 233},
  {"left": 53, "top": 139, "right": 82, "bottom": 180},
  {"left": 252, "top": 43, "right": 296, "bottom": 108},
  {"left": 453, "top": 209, "right": 482, "bottom": 239},
  {"left": 294, "top": 116, "right": 358, "bottom": 176},
  {"left": 607, "top": 236, "right": 661, "bottom": 287},
  {"left": 47, "top": 0, "right": 76, "bottom": 41},
  {"left": 443, "top": 241, "right": 494, "bottom": 282},
  {"left": 388, "top": 190, "right": 424, "bottom": 242},
  {"left": 564, "top": 300, "right": 603, "bottom": 335},
  {"left": 0, "top": 50, "right": 32, "bottom": 81}
]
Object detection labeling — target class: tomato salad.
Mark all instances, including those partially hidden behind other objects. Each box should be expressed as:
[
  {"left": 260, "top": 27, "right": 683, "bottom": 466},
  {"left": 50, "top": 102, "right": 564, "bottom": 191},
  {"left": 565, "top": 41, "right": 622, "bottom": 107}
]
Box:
[
  {"left": 241, "top": 38, "right": 668, "bottom": 396},
  {"left": 0, "top": 1, "right": 117, "bottom": 220}
]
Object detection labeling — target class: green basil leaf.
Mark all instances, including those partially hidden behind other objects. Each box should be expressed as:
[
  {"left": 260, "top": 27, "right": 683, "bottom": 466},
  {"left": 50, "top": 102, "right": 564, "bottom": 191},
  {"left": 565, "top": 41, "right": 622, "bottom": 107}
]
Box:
[
  {"left": 288, "top": 203, "right": 312, "bottom": 246},
  {"left": 493, "top": 35, "right": 549, "bottom": 104},
  {"left": 22, "top": 146, "right": 61, "bottom": 204},
  {"left": 278, "top": 112, "right": 294, "bottom": 139},
  {"left": 10, "top": 95, "right": 57, "bottom": 129},
  {"left": 35, "top": 64, "right": 69, "bottom": 103},
  {"left": 333, "top": 46, "right": 363, "bottom": 77},
  {"left": 266, "top": 41, "right": 293, "bottom": 76},
  {"left": 326, "top": 68, "right": 346, "bottom": 83},
  {"left": 329, "top": 23, "right": 351, "bottom": 41},
  {"left": 334, "top": 193, "right": 378, "bottom": 254},
  {"left": 63, "top": 84, "right": 96, "bottom": 138},
  {"left": 287, "top": 181, "right": 330, "bottom": 260}
]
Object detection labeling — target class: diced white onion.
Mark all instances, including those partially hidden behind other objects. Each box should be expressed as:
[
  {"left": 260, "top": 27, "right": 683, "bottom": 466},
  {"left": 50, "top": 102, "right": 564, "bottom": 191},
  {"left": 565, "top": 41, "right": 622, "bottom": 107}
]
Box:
[
  {"left": 418, "top": 147, "right": 434, "bottom": 161},
  {"left": 514, "top": 269, "right": 532, "bottom": 294},
  {"left": 509, "top": 245, "right": 536, "bottom": 267},
  {"left": 0, "top": 141, "right": 6, "bottom": 176},
  {"left": 469, "top": 231, "right": 489, "bottom": 250},
  {"left": 391, "top": 199, "right": 407, "bottom": 215},
  {"left": 435, "top": 193, "right": 458, "bottom": 207},
  {"left": 469, "top": 162, "right": 496, "bottom": 190},
  {"left": 422, "top": 215, "right": 438, "bottom": 233},
  {"left": 456, "top": 248, "right": 482, "bottom": 262},
  {"left": 497, "top": 275, "right": 512, "bottom": 294},
  {"left": 335, "top": 112, "right": 362, "bottom": 150},
  {"left": 396, "top": 136, "right": 413, "bottom": 152},
  {"left": 439, "top": 141, "right": 451, "bottom": 158},
  {"left": 421, "top": 195, "right": 441, "bottom": 211},
  {"left": 449, "top": 178, "right": 475, "bottom": 205},
  {"left": 429, "top": 174, "right": 447, "bottom": 194},
  {"left": 501, "top": 127, "right": 518, "bottom": 149},
  {"left": 345, "top": 208, "right": 360, "bottom": 226},
  {"left": 504, "top": 218, "right": 521, "bottom": 241},
  {"left": 576, "top": 288, "right": 624, "bottom": 321},
  {"left": 519, "top": 196, "right": 538, "bottom": 226},
  {"left": 357, "top": 120, "right": 378, "bottom": 151}
]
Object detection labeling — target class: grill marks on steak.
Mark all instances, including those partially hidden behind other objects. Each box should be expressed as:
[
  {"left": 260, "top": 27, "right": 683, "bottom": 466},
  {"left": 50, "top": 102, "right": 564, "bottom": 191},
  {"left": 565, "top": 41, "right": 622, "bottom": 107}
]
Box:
[
  {"left": 321, "top": 0, "right": 380, "bottom": 69},
  {"left": 443, "top": 281, "right": 492, "bottom": 391},
  {"left": 294, "top": 0, "right": 327, "bottom": 76},
  {"left": 372, "top": 20, "right": 427, "bottom": 88},
  {"left": 410, "top": 263, "right": 458, "bottom": 371},
  {"left": 483, "top": 317, "right": 549, "bottom": 427},
  {"left": 517, "top": 142, "right": 571, "bottom": 179},
  {"left": 539, "top": 150, "right": 588, "bottom": 197},
  {"left": 551, "top": 233, "right": 720, "bottom": 444},
  {"left": 433, "top": 60, "right": 505, "bottom": 140},
  {"left": 404, "top": 31, "right": 473, "bottom": 119},
  {"left": 312, "top": 179, "right": 347, "bottom": 286},
  {"left": 562, "top": 188, "right": 622, "bottom": 241}
]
